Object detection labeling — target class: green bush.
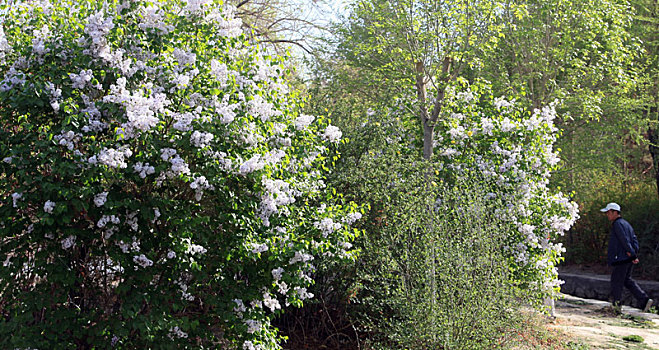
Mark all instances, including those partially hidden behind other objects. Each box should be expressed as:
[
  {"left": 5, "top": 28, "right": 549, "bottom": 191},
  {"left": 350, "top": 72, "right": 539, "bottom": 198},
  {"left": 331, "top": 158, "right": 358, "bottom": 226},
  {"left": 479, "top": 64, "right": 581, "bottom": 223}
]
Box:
[
  {"left": 0, "top": 1, "right": 361, "bottom": 348},
  {"left": 622, "top": 334, "right": 644, "bottom": 342},
  {"left": 363, "top": 172, "right": 524, "bottom": 349}
]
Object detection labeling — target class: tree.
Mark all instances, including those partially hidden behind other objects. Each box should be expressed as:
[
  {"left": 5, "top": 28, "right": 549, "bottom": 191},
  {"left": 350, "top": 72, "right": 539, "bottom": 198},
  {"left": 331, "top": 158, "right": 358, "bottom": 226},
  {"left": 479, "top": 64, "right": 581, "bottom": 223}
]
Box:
[
  {"left": 229, "top": 0, "right": 333, "bottom": 55},
  {"left": 631, "top": 0, "right": 659, "bottom": 196},
  {"left": 335, "top": 0, "right": 504, "bottom": 160}
]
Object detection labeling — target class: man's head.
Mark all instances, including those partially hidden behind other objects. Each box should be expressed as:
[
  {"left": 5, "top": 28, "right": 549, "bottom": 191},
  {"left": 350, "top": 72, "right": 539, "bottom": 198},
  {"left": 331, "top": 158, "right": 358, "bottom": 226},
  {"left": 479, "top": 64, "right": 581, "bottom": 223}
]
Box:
[{"left": 600, "top": 202, "right": 621, "bottom": 222}]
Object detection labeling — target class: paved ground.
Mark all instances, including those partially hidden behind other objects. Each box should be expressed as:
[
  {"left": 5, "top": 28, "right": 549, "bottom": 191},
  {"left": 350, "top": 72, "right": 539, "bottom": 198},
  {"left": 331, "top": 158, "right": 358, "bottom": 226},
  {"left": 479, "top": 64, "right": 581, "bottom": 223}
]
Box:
[{"left": 550, "top": 294, "right": 659, "bottom": 349}]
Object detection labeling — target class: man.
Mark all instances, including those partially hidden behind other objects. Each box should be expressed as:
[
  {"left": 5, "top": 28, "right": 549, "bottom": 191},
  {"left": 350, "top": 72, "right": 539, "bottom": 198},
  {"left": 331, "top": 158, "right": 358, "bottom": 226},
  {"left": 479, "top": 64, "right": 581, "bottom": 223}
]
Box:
[{"left": 601, "top": 202, "right": 654, "bottom": 312}]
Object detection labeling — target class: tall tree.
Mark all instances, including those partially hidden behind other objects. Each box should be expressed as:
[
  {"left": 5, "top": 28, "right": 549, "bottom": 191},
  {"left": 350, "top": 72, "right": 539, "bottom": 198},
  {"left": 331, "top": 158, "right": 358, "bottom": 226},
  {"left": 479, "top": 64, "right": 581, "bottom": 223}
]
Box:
[
  {"left": 335, "top": 0, "right": 504, "bottom": 160},
  {"left": 631, "top": 0, "right": 659, "bottom": 196}
]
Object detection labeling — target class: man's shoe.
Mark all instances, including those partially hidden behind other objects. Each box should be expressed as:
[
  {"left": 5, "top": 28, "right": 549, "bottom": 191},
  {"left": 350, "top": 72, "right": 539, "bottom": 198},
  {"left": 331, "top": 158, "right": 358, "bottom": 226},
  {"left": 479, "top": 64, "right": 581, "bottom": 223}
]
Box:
[{"left": 643, "top": 298, "right": 654, "bottom": 313}]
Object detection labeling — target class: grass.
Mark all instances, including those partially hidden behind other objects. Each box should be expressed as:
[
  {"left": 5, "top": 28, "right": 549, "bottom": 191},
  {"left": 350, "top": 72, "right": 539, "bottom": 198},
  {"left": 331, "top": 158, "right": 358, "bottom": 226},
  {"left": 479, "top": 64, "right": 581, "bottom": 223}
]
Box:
[{"left": 505, "top": 313, "right": 591, "bottom": 350}]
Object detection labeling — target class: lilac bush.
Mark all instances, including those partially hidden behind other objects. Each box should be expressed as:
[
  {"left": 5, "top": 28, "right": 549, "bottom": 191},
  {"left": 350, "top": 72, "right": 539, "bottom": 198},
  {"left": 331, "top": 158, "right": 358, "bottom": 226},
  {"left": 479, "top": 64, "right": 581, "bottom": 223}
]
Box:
[
  {"left": 434, "top": 80, "right": 580, "bottom": 299},
  {"left": 0, "top": 1, "right": 360, "bottom": 348}
]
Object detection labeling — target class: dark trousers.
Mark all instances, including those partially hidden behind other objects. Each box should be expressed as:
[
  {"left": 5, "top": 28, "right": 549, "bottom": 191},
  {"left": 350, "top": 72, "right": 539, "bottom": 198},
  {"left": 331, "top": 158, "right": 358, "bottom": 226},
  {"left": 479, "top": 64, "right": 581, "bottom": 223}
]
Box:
[{"left": 610, "top": 262, "right": 648, "bottom": 305}]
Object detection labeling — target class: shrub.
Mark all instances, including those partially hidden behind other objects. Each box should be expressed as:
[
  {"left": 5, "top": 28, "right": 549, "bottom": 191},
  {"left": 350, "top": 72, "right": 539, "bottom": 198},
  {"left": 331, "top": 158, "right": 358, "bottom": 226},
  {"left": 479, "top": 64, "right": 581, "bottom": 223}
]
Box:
[
  {"left": 0, "top": 1, "right": 360, "bottom": 348},
  {"left": 622, "top": 334, "right": 644, "bottom": 343},
  {"left": 357, "top": 168, "right": 525, "bottom": 349}
]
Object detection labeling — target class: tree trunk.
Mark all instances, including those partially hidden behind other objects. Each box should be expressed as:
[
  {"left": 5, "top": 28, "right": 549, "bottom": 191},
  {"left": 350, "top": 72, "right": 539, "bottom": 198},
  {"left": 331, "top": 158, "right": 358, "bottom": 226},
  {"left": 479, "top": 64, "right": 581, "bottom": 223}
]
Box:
[
  {"left": 648, "top": 107, "right": 659, "bottom": 198},
  {"left": 415, "top": 61, "right": 433, "bottom": 160}
]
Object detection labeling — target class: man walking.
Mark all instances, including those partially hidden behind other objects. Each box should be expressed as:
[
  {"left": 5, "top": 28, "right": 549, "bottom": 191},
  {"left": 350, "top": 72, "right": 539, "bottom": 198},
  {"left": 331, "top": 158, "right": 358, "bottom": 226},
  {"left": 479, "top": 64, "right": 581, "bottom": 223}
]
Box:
[{"left": 601, "top": 202, "right": 654, "bottom": 312}]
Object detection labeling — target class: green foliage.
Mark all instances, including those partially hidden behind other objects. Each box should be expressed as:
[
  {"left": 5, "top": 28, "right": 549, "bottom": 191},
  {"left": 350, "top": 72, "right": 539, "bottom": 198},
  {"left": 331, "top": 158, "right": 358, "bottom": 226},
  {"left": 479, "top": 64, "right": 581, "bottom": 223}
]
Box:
[
  {"left": 360, "top": 171, "right": 525, "bottom": 349},
  {"left": 623, "top": 334, "right": 645, "bottom": 342}
]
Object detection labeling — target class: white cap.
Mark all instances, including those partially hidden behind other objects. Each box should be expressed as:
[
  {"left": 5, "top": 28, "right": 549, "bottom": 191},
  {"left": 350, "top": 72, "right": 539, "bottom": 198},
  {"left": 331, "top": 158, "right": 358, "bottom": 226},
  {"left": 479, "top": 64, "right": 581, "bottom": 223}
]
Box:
[{"left": 600, "top": 202, "right": 621, "bottom": 212}]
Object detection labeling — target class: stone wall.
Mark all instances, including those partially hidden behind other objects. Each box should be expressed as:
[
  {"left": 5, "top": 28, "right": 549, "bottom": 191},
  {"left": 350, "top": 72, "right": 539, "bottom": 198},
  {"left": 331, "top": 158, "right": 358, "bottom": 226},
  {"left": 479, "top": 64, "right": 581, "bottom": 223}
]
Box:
[{"left": 560, "top": 271, "right": 659, "bottom": 308}]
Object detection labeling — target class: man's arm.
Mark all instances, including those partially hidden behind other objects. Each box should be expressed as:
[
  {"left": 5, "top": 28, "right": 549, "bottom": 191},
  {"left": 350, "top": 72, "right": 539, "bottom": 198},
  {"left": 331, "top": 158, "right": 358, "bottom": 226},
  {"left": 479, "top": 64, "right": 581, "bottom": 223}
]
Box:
[{"left": 613, "top": 221, "right": 636, "bottom": 259}]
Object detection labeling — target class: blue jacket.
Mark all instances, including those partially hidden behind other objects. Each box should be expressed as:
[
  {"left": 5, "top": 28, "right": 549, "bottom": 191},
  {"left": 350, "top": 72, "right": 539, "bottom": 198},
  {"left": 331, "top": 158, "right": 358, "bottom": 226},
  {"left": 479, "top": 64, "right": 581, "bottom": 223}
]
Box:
[{"left": 607, "top": 217, "right": 639, "bottom": 266}]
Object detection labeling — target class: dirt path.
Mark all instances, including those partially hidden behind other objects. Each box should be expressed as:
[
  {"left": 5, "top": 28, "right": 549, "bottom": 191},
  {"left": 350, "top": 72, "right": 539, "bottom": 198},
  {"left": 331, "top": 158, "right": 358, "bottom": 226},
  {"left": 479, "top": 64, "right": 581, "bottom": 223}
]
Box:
[{"left": 549, "top": 294, "right": 659, "bottom": 349}]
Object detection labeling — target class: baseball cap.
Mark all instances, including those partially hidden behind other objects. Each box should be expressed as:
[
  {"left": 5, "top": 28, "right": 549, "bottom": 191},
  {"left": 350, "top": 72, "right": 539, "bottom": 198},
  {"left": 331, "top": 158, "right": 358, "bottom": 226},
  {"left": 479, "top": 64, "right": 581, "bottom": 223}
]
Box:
[{"left": 600, "top": 202, "right": 621, "bottom": 212}]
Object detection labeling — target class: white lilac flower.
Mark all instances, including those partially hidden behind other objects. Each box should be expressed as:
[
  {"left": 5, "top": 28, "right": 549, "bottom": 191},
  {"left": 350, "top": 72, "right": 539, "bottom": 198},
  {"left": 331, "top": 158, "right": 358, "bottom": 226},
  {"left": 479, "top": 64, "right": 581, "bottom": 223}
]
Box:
[
  {"left": 215, "top": 6, "right": 243, "bottom": 37},
  {"left": 172, "top": 48, "right": 197, "bottom": 67},
  {"left": 295, "top": 114, "right": 315, "bottom": 130},
  {"left": 440, "top": 148, "right": 459, "bottom": 157},
  {"left": 494, "top": 96, "right": 514, "bottom": 110},
  {"left": 548, "top": 215, "right": 573, "bottom": 233},
  {"left": 271, "top": 267, "right": 284, "bottom": 280},
  {"left": 70, "top": 69, "right": 94, "bottom": 89},
  {"left": 127, "top": 92, "right": 168, "bottom": 132},
  {"left": 314, "top": 218, "right": 341, "bottom": 238},
  {"left": 167, "top": 250, "right": 176, "bottom": 259},
  {"left": 190, "top": 176, "right": 214, "bottom": 200},
  {"left": 43, "top": 200, "right": 56, "bottom": 213},
  {"left": 215, "top": 100, "right": 238, "bottom": 124},
  {"left": 172, "top": 112, "right": 195, "bottom": 131},
  {"left": 263, "top": 149, "right": 286, "bottom": 166},
  {"left": 263, "top": 292, "right": 280, "bottom": 312},
  {"left": 11, "top": 192, "right": 22, "bottom": 208},
  {"left": 168, "top": 155, "right": 191, "bottom": 176},
  {"left": 289, "top": 251, "right": 313, "bottom": 265},
  {"left": 456, "top": 90, "right": 475, "bottom": 103},
  {"left": 97, "top": 215, "right": 120, "bottom": 228},
  {"left": 184, "top": 0, "right": 211, "bottom": 16},
  {"left": 174, "top": 278, "right": 195, "bottom": 301},
  {"left": 138, "top": 5, "right": 174, "bottom": 34},
  {"left": 184, "top": 240, "right": 207, "bottom": 255},
  {"left": 95, "top": 147, "right": 132, "bottom": 168},
  {"left": 248, "top": 94, "right": 279, "bottom": 122},
  {"left": 160, "top": 148, "right": 177, "bottom": 161},
  {"left": 244, "top": 319, "right": 261, "bottom": 334},
  {"left": 45, "top": 82, "right": 62, "bottom": 112},
  {"left": 258, "top": 178, "right": 295, "bottom": 226},
  {"left": 83, "top": 11, "right": 115, "bottom": 61},
  {"left": 233, "top": 299, "right": 247, "bottom": 313},
  {"left": 133, "top": 254, "right": 153, "bottom": 268},
  {"left": 275, "top": 280, "right": 289, "bottom": 295},
  {"left": 342, "top": 212, "right": 363, "bottom": 225},
  {"left": 480, "top": 118, "right": 495, "bottom": 136},
  {"left": 210, "top": 59, "right": 229, "bottom": 85},
  {"left": 168, "top": 326, "right": 188, "bottom": 339},
  {"left": 32, "top": 24, "right": 51, "bottom": 56},
  {"left": 0, "top": 26, "right": 10, "bottom": 62},
  {"left": 61, "top": 235, "right": 76, "bottom": 250},
  {"left": 0, "top": 66, "right": 26, "bottom": 92},
  {"left": 54, "top": 130, "right": 80, "bottom": 150},
  {"left": 2, "top": 156, "right": 11, "bottom": 163},
  {"left": 171, "top": 72, "right": 191, "bottom": 89},
  {"left": 152, "top": 207, "right": 161, "bottom": 224},
  {"left": 104, "top": 88, "right": 169, "bottom": 135},
  {"left": 243, "top": 341, "right": 260, "bottom": 350},
  {"left": 190, "top": 131, "right": 214, "bottom": 148},
  {"left": 500, "top": 117, "right": 517, "bottom": 132},
  {"left": 133, "top": 162, "right": 155, "bottom": 178},
  {"left": 239, "top": 154, "right": 265, "bottom": 175},
  {"left": 94, "top": 192, "right": 108, "bottom": 207},
  {"left": 448, "top": 125, "right": 466, "bottom": 140},
  {"left": 294, "top": 287, "right": 314, "bottom": 300},
  {"left": 249, "top": 243, "right": 268, "bottom": 254},
  {"left": 322, "top": 125, "right": 342, "bottom": 143}
]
